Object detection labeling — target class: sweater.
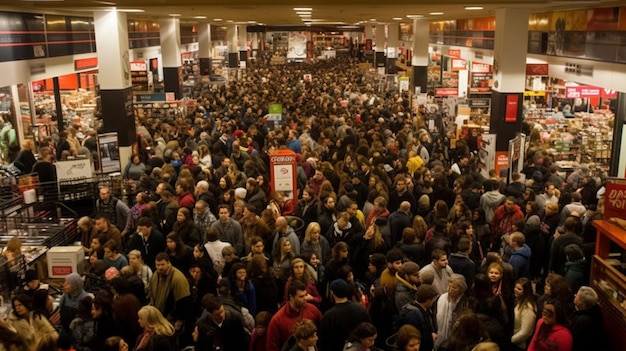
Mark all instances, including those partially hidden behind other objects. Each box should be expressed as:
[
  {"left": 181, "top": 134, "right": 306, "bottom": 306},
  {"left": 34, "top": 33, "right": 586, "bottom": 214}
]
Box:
[
  {"left": 511, "top": 303, "right": 536, "bottom": 349},
  {"left": 527, "top": 319, "right": 572, "bottom": 351},
  {"left": 266, "top": 303, "right": 322, "bottom": 351}
]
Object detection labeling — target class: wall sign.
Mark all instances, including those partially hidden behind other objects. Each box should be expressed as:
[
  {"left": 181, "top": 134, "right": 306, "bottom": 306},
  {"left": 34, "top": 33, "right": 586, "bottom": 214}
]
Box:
[
  {"left": 505, "top": 95, "right": 519, "bottom": 122},
  {"left": 55, "top": 158, "right": 94, "bottom": 182}
]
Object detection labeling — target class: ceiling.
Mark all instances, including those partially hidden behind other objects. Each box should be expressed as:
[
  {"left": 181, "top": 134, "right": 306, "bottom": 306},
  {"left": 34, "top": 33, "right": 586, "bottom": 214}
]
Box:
[{"left": 3, "top": 0, "right": 619, "bottom": 26}]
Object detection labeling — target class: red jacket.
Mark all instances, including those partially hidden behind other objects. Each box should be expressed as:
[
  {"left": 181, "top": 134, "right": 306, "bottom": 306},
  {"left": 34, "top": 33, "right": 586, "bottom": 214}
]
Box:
[
  {"left": 266, "top": 302, "right": 322, "bottom": 351},
  {"left": 177, "top": 192, "right": 195, "bottom": 211},
  {"left": 528, "top": 318, "right": 572, "bottom": 351},
  {"left": 491, "top": 203, "right": 524, "bottom": 238}
]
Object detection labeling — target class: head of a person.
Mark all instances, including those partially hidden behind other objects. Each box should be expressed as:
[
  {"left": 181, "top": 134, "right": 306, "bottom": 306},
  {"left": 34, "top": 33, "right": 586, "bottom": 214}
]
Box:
[
  {"left": 253, "top": 311, "right": 272, "bottom": 337},
  {"left": 415, "top": 284, "right": 438, "bottom": 307},
  {"left": 574, "top": 286, "right": 598, "bottom": 311},
  {"left": 154, "top": 252, "right": 171, "bottom": 276},
  {"left": 331, "top": 241, "right": 349, "bottom": 262},
  {"left": 399, "top": 261, "right": 420, "bottom": 285},
  {"left": 504, "top": 197, "right": 517, "bottom": 213},
  {"left": 293, "top": 319, "right": 318, "bottom": 347},
  {"left": 349, "top": 322, "right": 378, "bottom": 348},
  {"left": 222, "top": 245, "right": 237, "bottom": 263},
  {"left": 63, "top": 272, "right": 84, "bottom": 295},
  {"left": 99, "top": 186, "right": 111, "bottom": 202},
  {"left": 542, "top": 298, "right": 568, "bottom": 326},
  {"left": 447, "top": 273, "right": 468, "bottom": 299},
  {"left": 368, "top": 253, "right": 387, "bottom": 275},
  {"left": 487, "top": 262, "right": 503, "bottom": 283},
  {"left": 395, "top": 324, "right": 421, "bottom": 351},
  {"left": 137, "top": 305, "right": 173, "bottom": 334},
  {"left": 431, "top": 249, "right": 448, "bottom": 269},
  {"left": 202, "top": 294, "right": 226, "bottom": 324},
  {"left": 304, "top": 222, "right": 322, "bottom": 243},
  {"left": 11, "top": 294, "right": 31, "bottom": 318},
  {"left": 509, "top": 232, "right": 525, "bottom": 250},
  {"left": 386, "top": 249, "right": 404, "bottom": 273},
  {"left": 103, "top": 336, "right": 129, "bottom": 351},
  {"left": 288, "top": 280, "right": 309, "bottom": 310},
  {"left": 94, "top": 214, "right": 110, "bottom": 232}
]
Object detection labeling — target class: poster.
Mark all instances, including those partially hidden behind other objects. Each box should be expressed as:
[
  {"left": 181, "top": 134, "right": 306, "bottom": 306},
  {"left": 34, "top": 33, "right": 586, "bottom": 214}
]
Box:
[
  {"left": 287, "top": 31, "right": 307, "bottom": 59},
  {"left": 266, "top": 103, "right": 284, "bottom": 130},
  {"left": 55, "top": 158, "right": 94, "bottom": 182},
  {"left": 98, "top": 132, "right": 121, "bottom": 173},
  {"left": 508, "top": 134, "right": 525, "bottom": 182},
  {"left": 604, "top": 180, "right": 626, "bottom": 221},
  {"left": 269, "top": 150, "right": 297, "bottom": 201},
  {"left": 479, "top": 134, "right": 496, "bottom": 179}
]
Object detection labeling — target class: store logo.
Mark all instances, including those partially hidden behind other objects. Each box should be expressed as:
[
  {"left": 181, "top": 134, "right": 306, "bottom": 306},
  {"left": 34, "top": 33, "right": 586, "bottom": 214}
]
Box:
[{"left": 607, "top": 188, "right": 626, "bottom": 210}]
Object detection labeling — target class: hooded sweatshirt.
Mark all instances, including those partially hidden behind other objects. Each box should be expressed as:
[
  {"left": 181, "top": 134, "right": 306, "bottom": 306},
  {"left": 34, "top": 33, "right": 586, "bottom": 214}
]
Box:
[
  {"left": 509, "top": 244, "right": 532, "bottom": 279},
  {"left": 480, "top": 191, "right": 506, "bottom": 224},
  {"left": 59, "top": 273, "right": 89, "bottom": 330}
]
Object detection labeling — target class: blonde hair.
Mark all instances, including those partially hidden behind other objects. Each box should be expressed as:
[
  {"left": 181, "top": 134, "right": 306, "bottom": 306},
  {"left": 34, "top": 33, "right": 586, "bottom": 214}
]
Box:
[
  {"left": 138, "top": 306, "right": 175, "bottom": 336},
  {"left": 304, "top": 222, "right": 321, "bottom": 243}
]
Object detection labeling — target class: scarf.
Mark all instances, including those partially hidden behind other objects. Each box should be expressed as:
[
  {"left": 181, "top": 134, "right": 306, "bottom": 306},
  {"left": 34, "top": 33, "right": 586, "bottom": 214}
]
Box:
[{"left": 136, "top": 328, "right": 154, "bottom": 350}]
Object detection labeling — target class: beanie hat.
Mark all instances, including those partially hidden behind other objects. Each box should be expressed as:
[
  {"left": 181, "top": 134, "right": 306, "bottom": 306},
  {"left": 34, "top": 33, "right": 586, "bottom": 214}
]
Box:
[
  {"left": 330, "top": 279, "right": 350, "bottom": 299},
  {"left": 234, "top": 187, "right": 247, "bottom": 200},
  {"left": 105, "top": 267, "right": 120, "bottom": 281},
  {"left": 25, "top": 269, "right": 38, "bottom": 283},
  {"left": 400, "top": 261, "right": 420, "bottom": 276}
]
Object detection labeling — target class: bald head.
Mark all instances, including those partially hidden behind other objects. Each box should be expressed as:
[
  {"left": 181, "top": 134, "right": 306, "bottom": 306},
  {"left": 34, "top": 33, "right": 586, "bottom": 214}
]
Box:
[
  {"left": 400, "top": 201, "right": 411, "bottom": 214},
  {"left": 276, "top": 216, "right": 288, "bottom": 232}
]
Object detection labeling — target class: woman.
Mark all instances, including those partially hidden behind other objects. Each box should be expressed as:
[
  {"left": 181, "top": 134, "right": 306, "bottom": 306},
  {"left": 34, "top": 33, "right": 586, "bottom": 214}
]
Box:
[
  {"left": 441, "top": 311, "right": 487, "bottom": 351},
  {"left": 192, "top": 244, "right": 218, "bottom": 283},
  {"left": 527, "top": 299, "right": 572, "bottom": 351},
  {"left": 226, "top": 262, "right": 257, "bottom": 315},
  {"left": 536, "top": 273, "right": 573, "bottom": 318},
  {"left": 214, "top": 176, "right": 233, "bottom": 202},
  {"left": 351, "top": 224, "right": 389, "bottom": 281},
  {"left": 473, "top": 208, "right": 492, "bottom": 255},
  {"left": 127, "top": 192, "right": 149, "bottom": 236},
  {"left": 70, "top": 296, "right": 94, "bottom": 351},
  {"left": 172, "top": 207, "right": 202, "bottom": 247},
  {"left": 197, "top": 144, "right": 212, "bottom": 173},
  {"left": 165, "top": 232, "right": 193, "bottom": 275},
  {"left": 343, "top": 322, "right": 382, "bottom": 351},
  {"left": 283, "top": 258, "right": 322, "bottom": 306},
  {"left": 272, "top": 237, "right": 295, "bottom": 283},
  {"left": 426, "top": 200, "right": 449, "bottom": 227},
  {"left": 249, "top": 311, "right": 272, "bottom": 351},
  {"left": 396, "top": 228, "right": 426, "bottom": 267},
  {"left": 1, "top": 237, "right": 21, "bottom": 267},
  {"left": 247, "top": 254, "right": 279, "bottom": 314},
  {"left": 325, "top": 241, "right": 350, "bottom": 285},
  {"left": 295, "top": 187, "right": 320, "bottom": 225},
  {"left": 103, "top": 239, "right": 129, "bottom": 270},
  {"left": 124, "top": 154, "right": 146, "bottom": 181},
  {"left": 127, "top": 250, "right": 153, "bottom": 298},
  {"left": 188, "top": 264, "right": 216, "bottom": 320},
  {"left": 134, "top": 306, "right": 176, "bottom": 351},
  {"left": 110, "top": 278, "right": 142, "bottom": 350},
  {"left": 326, "top": 212, "right": 359, "bottom": 249},
  {"left": 301, "top": 251, "right": 325, "bottom": 285},
  {"left": 512, "top": 277, "right": 537, "bottom": 350},
  {"left": 289, "top": 320, "right": 319, "bottom": 351},
  {"left": 91, "top": 295, "right": 116, "bottom": 347},
  {"left": 267, "top": 191, "right": 295, "bottom": 217},
  {"left": 301, "top": 222, "right": 331, "bottom": 264},
  {"left": 525, "top": 201, "right": 546, "bottom": 281},
  {"left": 8, "top": 294, "right": 57, "bottom": 351},
  {"left": 447, "top": 202, "right": 472, "bottom": 223},
  {"left": 59, "top": 273, "right": 90, "bottom": 333},
  {"left": 103, "top": 336, "right": 129, "bottom": 351},
  {"left": 394, "top": 324, "right": 421, "bottom": 351}
]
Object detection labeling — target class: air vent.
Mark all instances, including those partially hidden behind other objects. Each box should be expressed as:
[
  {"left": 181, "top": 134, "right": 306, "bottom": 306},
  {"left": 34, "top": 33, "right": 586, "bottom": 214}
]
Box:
[{"left": 564, "top": 62, "right": 593, "bottom": 77}]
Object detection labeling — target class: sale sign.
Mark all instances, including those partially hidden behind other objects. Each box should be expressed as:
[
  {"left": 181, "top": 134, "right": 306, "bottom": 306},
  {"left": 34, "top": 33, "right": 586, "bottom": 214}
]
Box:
[
  {"left": 449, "top": 49, "right": 461, "bottom": 57},
  {"left": 605, "top": 181, "right": 626, "bottom": 221},
  {"left": 451, "top": 58, "right": 467, "bottom": 70},
  {"left": 472, "top": 62, "right": 492, "bottom": 73},
  {"left": 505, "top": 94, "right": 519, "bottom": 122}
]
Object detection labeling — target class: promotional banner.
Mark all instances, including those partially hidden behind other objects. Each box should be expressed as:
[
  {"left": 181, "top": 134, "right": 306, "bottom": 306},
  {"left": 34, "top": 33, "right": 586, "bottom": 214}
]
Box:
[
  {"left": 605, "top": 180, "right": 626, "bottom": 221},
  {"left": 269, "top": 149, "right": 297, "bottom": 202},
  {"left": 508, "top": 134, "right": 525, "bottom": 182},
  {"left": 478, "top": 134, "right": 496, "bottom": 179},
  {"left": 399, "top": 76, "right": 410, "bottom": 92},
  {"left": 266, "top": 103, "right": 284, "bottom": 130},
  {"left": 98, "top": 132, "right": 121, "bottom": 173},
  {"left": 287, "top": 31, "right": 307, "bottom": 59},
  {"left": 55, "top": 158, "right": 94, "bottom": 182}
]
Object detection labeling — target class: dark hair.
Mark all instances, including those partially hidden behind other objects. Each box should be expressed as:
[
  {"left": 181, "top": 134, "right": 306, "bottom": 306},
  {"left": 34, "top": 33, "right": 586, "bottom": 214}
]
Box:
[
  {"left": 287, "top": 280, "right": 307, "bottom": 298},
  {"left": 137, "top": 216, "right": 153, "bottom": 227},
  {"left": 11, "top": 294, "right": 32, "bottom": 318},
  {"left": 395, "top": 324, "right": 421, "bottom": 350},
  {"left": 348, "top": 322, "right": 378, "bottom": 342},
  {"left": 155, "top": 252, "right": 170, "bottom": 262},
  {"left": 201, "top": 294, "right": 222, "bottom": 313},
  {"left": 31, "top": 289, "right": 51, "bottom": 319},
  {"left": 103, "top": 336, "right": 124, "bottom": 351}
]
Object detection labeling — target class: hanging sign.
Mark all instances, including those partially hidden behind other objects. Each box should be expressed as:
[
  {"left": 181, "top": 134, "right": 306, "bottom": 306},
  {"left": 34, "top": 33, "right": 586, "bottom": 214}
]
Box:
[{"left": 269, "top": 149, "right": 298, "bottom": 203}]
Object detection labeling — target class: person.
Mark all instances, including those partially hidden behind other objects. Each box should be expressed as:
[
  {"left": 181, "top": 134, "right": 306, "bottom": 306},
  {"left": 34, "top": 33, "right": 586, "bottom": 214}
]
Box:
[
  {"left": 193, "top": 199, "right": 217, "bottom": 239},
  {"left": 289, "top": 320, "right": 319, "bottom": 351},
  {"left": 91, "top": 295, "right": 116, "bottom": 348},
  {"left": 491, "top": 196, "right": 525, "bottom": 241},
  {"left": 31, "top": 146, "right": 57, "bottom": 204},
  {"left": 318, "top": 279, "right": 371, "bottom": 351},
  {"left": 109, "top": 278, "right": 143, "bottom": 350},
  {"left": 249, "top": 311, "right": 272, "bottom": 351},
  {"left": 127, "top": 249, "right": 153, "bottom": 298},
  {"left": 0, "top": 315, "right": 25, "bottom": 351},
  {"left": 59, "top": 273, "right": 90, "bottom": 334},
  {"left": 210, "top": 204, "right": 243, "bottom": 254},
  {"left": 549, "top": 217, "right": 583, "bottom": 276},
  {"left": 419, "top": 249, "right": 454, "bottom": 295},
  {"left": 343, "top": 322, "right": 383, "bottom": 351},
  {"left": 13, "top": 139, "right": 36, "bottom": 175},
  {"left": 96, "top": 186, "right": 130, "bottom": 236},
  {"left": 480, "top": 179, "right": 505, "bottom": 225},
  {"left": 272, "top": 216, "right": 300, "bottom": 256},
  {"left": 19, "top": 269, "right": 49, "bottom": 297},
  {"left": 394, "top": 324, "right": 421, "bottom": 351},
  {"left": 103, "top": 239, "right": 129, "bottom": 270},
  {"left": 441, "top": 311, "right": 487, "bottom": 351},
  {"left": 508, "top": 232, "right": 531, "bottom": 280},
  {"left": 172, "top": 207, "right": 202, "bottom": 248},
  {"left": 125, "top": 217, "right": 166, "bottom": 271},
  {"left": 193, "top": 294, "right": 249, "bottom": 351},
  {"left": 241, "top": 204, "right": 272, "bottom": 255},
  {"left": 224, "top": 262, "right": 257, "bottom": 316},
  {"left": 388, "top": 201, "right": 413, "bottom": 245},
  {"left": 204, "top": 227, "right": 231, "bottom": 274},
  {"left": 266, "top": 280, "right": 323, "bottom": 351},
  {"left": 296, "top": 187, "right": 320, "bottom": 225},
  {"left": 134, "top": 306, "right": 176, "bottom": 351},
  {"left": 283, "top": 258, "right": 322, "bottom": 306},
  {"left": 8, "top": 294, "right": 57, "bottom": 351},
  {"left": 148, "top": 252, "right": 192, "bottom": 334},
  {"left": 123, "top": 154, "right": 146, "bottom": 181},
  {"left": 326, "top": 212, "right": 360, "bottom": 250},
  {"left": 511, "top": 277, "right": 537, "bottom": 350},
  {"left": 448, "top": 236, "right": 476, "bottom": 290},
  {"left": 527, "top": 299, "right": 572, "bottom": 351},
  {"left": 433, "top": 274, "right": 469, "bottom": 350},
  {"left": 301, "top": 222, "right": 331, "bottom": 264},
  {"left": 94, "top": 214, "right": 123, "bottom": 251},
  {"left": 570, "top": 286, "right": 609, "bottom": 351},
  {"left": 393, "top": 261, "right": 420, "bottom": 313},
  {"left": 70, "top": 295, "right": 94, "bottom": 351},
  {"left": 103, "top": 336, "right": 129, "bottom": 351},
  {"left": 399, "top": 284, "right": 438, "bottom": 351},
  {"left": 536, "top": 182, "right": 559, "bottom": 210}
]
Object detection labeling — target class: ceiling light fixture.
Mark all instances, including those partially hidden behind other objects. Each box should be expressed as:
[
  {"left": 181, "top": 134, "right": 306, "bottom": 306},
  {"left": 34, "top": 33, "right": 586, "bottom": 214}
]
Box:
[
  {"left": 429, "top": 12, "right": 444, "bottom": 15},
  {"left": 296, "top": 12, "right": 312, "bottom": 15},
  {"left": 299, "top": 14, "right": 312, "bottom": 17},
  {"left": 464, "top": 6, "right": 484, "bottom": 10},
  {"left": 20, "top": 0, "right": 65, "bottom": 2},
  {"left": 213, "top": 18, "right": 222, "bottom": 21},
  {"left": 169, "top": 14, "right": 181, "bottom": 17},
  {"left": 116, "top": 8, "right": 145, "bottom": 12},
  {"left": 406, "top": 14, "right": 424, "bottom": 18},
  {"left": 392, "top": 17, "right": 403, "bottom": 20},
  {"left": 194, "top": 16, "right": 207, "bottom": 19},
  {"left": 293, "top": 7, "right": 313, "bottom": 11}
]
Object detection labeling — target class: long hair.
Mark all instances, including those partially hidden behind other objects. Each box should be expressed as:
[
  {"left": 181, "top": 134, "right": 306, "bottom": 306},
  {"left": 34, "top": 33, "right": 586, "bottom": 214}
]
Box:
[
  {"left": 304, "top": 222, "right": 321, "bottom": 243},
  {"left": 166, "top": 232, "right": 186, "bottom": 258},
  {"left": 515, "top": 277, "right": 537, "bottom": 312},
  {"left": 138, "top": 306, "right": 175, "bottom": 336},
  {"left": 247, "top": 254, "right": 269, "bottom": 278},
  {"left": 331, "top": 241, "right": 349, "bottom": 262},
  {"left": 289, "top": 258, "right": 311, "bottom": 284},
  {"left": 368, "top": 224, "right": 385, "bottom": 250}
]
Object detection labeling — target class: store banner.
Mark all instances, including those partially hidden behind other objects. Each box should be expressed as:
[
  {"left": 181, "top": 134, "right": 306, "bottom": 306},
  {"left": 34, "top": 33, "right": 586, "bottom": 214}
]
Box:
[
  {"left": 448, "top": 49, "right": 461, "bottom": 58},
  {"left": 605, "top": 181, "right": 626, "bottom": 221},
  {"left": 479, "top": 134, "right": 496, "bottom": 179},
  {"left": 435, "top": 88, "right": 458, "bottom": 96},
  {"left": 505, "top": 95, "right": 519, "bottom": 122},
  {"left": 55, "top": 158, "right": 94, "bottom": 182},
  {"left": 472, "top": 62, "right": 492, "bottom": 73},
  {"left": 451, "top": 58, "right": 467, "bottom": 71},
  {"left": 287, "top": 32, "right": 307, "bottom": 59},
  {"left": 526, "top": 64, "right": 549, "bottom": 76},
  {"left": 269, "top": 149, "right": 298, "bottom": 202},
  {"left": 266, "top": 103, "right": 284, "bottom": 130},
  {"left": 98, "top": 132, "right": 121, "bottom": 174},
  {"left": 495, "top": 151, "right": 509, "bottom": 178},
  {"left": 399, "top": 76, "right": 410, "bottom": 93}
]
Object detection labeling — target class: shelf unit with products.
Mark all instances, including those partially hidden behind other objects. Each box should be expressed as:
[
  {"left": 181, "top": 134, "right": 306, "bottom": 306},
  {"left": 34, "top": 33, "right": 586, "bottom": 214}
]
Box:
[{"left": 134, "top": 101, "right": 184, "bottom": 120}]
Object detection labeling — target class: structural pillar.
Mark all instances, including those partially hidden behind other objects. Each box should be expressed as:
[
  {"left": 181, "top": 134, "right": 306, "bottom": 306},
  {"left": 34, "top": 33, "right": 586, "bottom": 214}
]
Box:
[
  {"left": 159, "top": 18, "right": 182, "bottom": 99},
  {"left": 238, "top": 25, "right": 248, "bottom": 65},
  {"left": 490, "top": 8, "right": 529, "bottom": 151},
  {"left": 93, "top": 9, "right": 135, "bottom": 159},
  {"left": 227, "top": 25, "right": 239, "bottom": 68},
  {"left": 411, "top": 19, "right": 429, "bottom": 94},
  {"left": 197, "top": 22, "right": 212, "bottom": 76},
  {"left": 374, "top": 24, "right": 386, "bottom": 71},
  {"left": 251, "top": 32, "right": 259, "bottom": 60},
  {"left": 387, "top": 24, "right": 399, "bottom": 74}
]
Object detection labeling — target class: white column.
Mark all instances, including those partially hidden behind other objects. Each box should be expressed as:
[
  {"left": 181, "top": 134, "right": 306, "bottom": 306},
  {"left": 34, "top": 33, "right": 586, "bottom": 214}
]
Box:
[
  {"left": 159, "top": 18, "right": 182, "bottom": 68},
  {"left": 411, "top": 19, "right": 429, "bottom": 67},
  {"left": 492, "top": 8, "right": 529, "bottom": 93},
  {"left": 94, "top": 10, "right": 131, "bottom": 90}
]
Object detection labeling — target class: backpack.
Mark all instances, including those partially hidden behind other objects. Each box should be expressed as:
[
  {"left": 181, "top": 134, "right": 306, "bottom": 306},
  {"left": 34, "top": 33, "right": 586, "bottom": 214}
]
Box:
[{"left": 222, "top": 299, "right": 254, "bottom": 336}]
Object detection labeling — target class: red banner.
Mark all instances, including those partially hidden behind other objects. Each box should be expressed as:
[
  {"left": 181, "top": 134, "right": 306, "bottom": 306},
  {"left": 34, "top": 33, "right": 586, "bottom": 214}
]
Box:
[
  {"left": 526, "top": 64, "right": 549, "bottom": 76},
  {"left": 435, "top": 88, "right": 458, "bottom": 96},
  {"left": 495, "top": 151, "right": 509, "bottom": 178},
  {"left": 505, "top": 95, "right": 519, "bottom": 122},
  {"left": 74, "top": 57, "right": 98, "bottom": 71},
  {"left": 605, "top": 182, "right": 626, "bottom": 221},
  {"left": 448, "top": 49, "right": 461, "bottom": 58}
]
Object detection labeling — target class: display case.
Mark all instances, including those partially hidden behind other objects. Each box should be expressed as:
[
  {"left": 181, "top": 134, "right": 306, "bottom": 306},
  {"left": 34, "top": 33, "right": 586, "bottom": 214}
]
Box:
[
  {"left": 134, "top": 102, "right": 184, "bottom": 119},
  {"left": 591, "top": 219, "right": 626, "bottom": 351}
]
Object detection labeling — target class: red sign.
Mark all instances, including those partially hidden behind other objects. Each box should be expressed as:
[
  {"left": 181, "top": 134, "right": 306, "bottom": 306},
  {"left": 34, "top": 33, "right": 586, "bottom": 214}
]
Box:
[
  {"left": 435, "top": 88, "right": 458, "bottom": 96},
  {"left": 130, "top": 60, "right": 147, "bottom": 72},
  {"left": 605, "top": 182, "right": 626, "bottom": 221},
  {"left": 505, "top": 94, "right": 519, "bottom": 122},
  {"left": 448, "top": 49, "right": 461, "bottom": 58},
  {"left": 495, "top": 151, "right": 509, "bottom": 178},
  {"left": 269, "top": 149, "right": 298, "bottom": 206},
  {"left": 52, "top": 266, "right": 73, "bottom": 275},
  {"left": 74, "top": 57, "right": 98, "bottom": 71},
  {"left": 472, "top": 62, "right": 492, "bottom": 74},
  {"left": 451, "top": 58, "right": 466, "bottom": 70},
  {"left": 526, "top": 64, "right": 549, "bottom": 76}
]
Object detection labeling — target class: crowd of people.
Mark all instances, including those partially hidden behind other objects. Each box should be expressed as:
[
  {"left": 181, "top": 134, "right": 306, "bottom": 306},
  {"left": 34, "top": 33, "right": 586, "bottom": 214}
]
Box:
[{"left": 0, "top": 55, "right": 616, "bottom": 351}]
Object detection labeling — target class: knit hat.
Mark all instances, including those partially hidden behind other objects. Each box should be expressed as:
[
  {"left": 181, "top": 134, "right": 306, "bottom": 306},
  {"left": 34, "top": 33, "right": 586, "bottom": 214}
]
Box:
[
  {"left": 565, "top": 244, "right": 584, "bottom": 261},
  {"left": 234, "top": 187, "right": 247, "bottom": 200},
  {"left": 400, "top": 261, "right": 420, "bottom": 276},
  {"left": 330, "top": 279, "right": 350, "bottom": 299},
  {"left": 25, "top": 269, "right": 38, "bottom": 283},
  {"left": 105, "top": 267, "right": 120, "bottom": 281}
]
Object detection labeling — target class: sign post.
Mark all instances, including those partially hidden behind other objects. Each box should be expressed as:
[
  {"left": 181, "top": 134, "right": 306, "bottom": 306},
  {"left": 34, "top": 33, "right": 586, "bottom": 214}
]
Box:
[{"left": 269, "top": 149, "right": 298, "bottom": 203}]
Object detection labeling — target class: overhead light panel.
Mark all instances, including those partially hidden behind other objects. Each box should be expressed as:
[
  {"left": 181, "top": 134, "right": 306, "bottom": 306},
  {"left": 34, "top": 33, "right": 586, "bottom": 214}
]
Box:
[
  {"left": 169, "top": 13, "right": 181, "bottom": 17},
  {"left": 116, "top": 8, "right": 145, "bottom": 12},
  {"left": 213, "top": 18, "right": 222, "bottom": 21},
  {"left": 464, "top": 6, "right": 484, "bottom": 10},
  {"left": 406, "top": 14, "right": 424, "bottom": 18},
  {"left": 296, "top": 11, "right": 311, "bottom": 15},
  {"left": 194, "top": 16, "right": 207, "bottom": 19},
  {"left": 429, "top": 12, "right": 444, "bottom": 15},
  {"left": 392, "top": 17, "right": 403, "bottom": 20},
  {"left": 293, "top": 7, "right": 313, "bottom": 11}
]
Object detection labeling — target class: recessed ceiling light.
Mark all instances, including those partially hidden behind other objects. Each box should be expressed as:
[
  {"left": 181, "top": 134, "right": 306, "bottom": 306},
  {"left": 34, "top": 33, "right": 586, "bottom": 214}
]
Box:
[
  {"left": 194, "top": 16, "right": 207, "bottom": 19},
  {"left": 464, "top": 6, "right": 484, "bottom": 10},
  {"left": 299, "top": 14, "right": 312, "bottom": 17},
  {"left": 293, "top": 7, "right": 312, "bottom": 11},
  {"left": 370, "top": 18, "right": 376, "bottom": 21},
  {"left": 92, "top": 0, "right": 115, "bottom": 4},
  {"left": 392, "top": 17, "right": 403, "bottom": 20},
  {"left": 226, "top": 20, "right": 233, "bottom": 22},
  {"left": 406, "top": 14, "right": 424, "bottom": 18},
  {"left": 20, "top": 0, "right": 65, "bottom": 2},
  {"left": 247, "top": 21, "right": 256, "bottom": 23},
  {"left": 429, "top": 12, "right": 444, "bottom": 15},
  {"left": 213, "top": 18, "right": 222, "bottom": 21},
  {"left": 296, "top": 11, "right": 311, "bottom": 15},
  {"left": 116, "top": 8, "right": 145, "bottom": 12},
  {"left": 169, "top": 14, "right": 181, "bottom": 17}
]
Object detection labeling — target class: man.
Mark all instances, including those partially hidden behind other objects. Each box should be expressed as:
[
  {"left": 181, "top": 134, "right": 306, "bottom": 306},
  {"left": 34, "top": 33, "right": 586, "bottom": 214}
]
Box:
[
  {"left": 96, "top": 186, "right": 130, "bottom": 236},
  {"left": 505, "top": 172, "right": 526, "bottom": 200},
  {"left": 380, "top": 249, "right": 404, "bottom": 296},
  {"left": 433, "top": 274, "right": 470, "bottom": 350},
  {"left": 32, "top": 146, "right": 58, "bottom": 205},
  {"left": 549, "top": 217, "right": 583, "bottom": 275},
  {"left": 388, "top": 175, "right": 416, "bottom": 216},
  {"left": 240, "top": 204, "right": 272, "bottom": 255},
  {"left": 125, "top": 216, "right": 166, "bottom": 271},
  {"left": 394, "top": 261, "right": 421, "bottom": 312},
  {"left": 194, "top": 294, "right": 249, "bottom": 351},
  {"left": 159, "top": 189, "right": 179, "bottom": 234},
  {"left": 480, "top": 179, "right": 506, "bottom": 224},
  {"left": 536, "top": 182, "right": 559, "bottom": 210},
  {"left": 175, "top": 179, "right": 196, "bottom": 213},
  {"left": 491, "top": 196, "right": 525, "bottom": 240},
  {"left": 266, "top": 280, "right": 322, "bottom": 351},
  {"left": 94, "top": 213, "right": 122, "bottom": 250},
  {"left": 211, "top": 204, "right": 243, "bottom": 255},
  {"left": 366, "top": 196, "right": 390, "bottom": 228},
  {"left": 451, "top": 155, "right": 469, "bottom": 175},
  {"left": 272, "top": 216, "right": 300, "bottom": 256},
  {"left": 318, "top": 279, "right": 371, "bottom": 351},
  {"left": 213, "top": 157, "right": 231, "bottom": 183},
  {"left": 419, "top": 249, "right": 454, "bottom": 295},
  {"left": 346, "top": 200, "right": 366, "bottom": 232},
  {"left": 286, "top": 129, "right": 302, "bottom": 154},
  {"left": 230, "top": 139, "right": 250, "bottom": 172},
  {"left": 508, "top": 232, "right": 532, "bottom": 279},
  {"left": 195, "top": 180, "right": 218, "bottom": 215},
  {"left": 388, "top": 201, "right": 412, "bottom": 245},
  {"left": 149, "top": 252, "right": 192, "bottom": 332},
  {"left": 194, "top": 199, "right": 217, "bottom": 242},
  {"left": 308, "top": 169, "right": 325, "bottom": 195},
  {"left": 571, "top": 286, "right": 609, "bottom": 351},
  {"left": 204, "top": 227, "right": 231, "bottom": 275},
  {"left": 400, "top": 284, "right": 438, "bottom": 351},
  {"left": 240, "top": 236, "right": 270, "bottom": 265},
  {"left": 245, "top": 178, "right": 267, "bottom": 216},
  {"left": 560, "top": 192, "right": 586, "bottom": 225},
  {"left": 448, "top": 236, "right": 476, "bottom": 290}
]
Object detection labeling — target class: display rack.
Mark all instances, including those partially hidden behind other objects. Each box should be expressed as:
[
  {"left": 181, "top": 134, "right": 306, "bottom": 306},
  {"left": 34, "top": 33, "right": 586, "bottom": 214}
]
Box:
[
  {"left": 131, "top": 70, "right": 149, "bottom": 92},
  {"left": 134, "top": 102, "right": 184, "bottom": 119}
]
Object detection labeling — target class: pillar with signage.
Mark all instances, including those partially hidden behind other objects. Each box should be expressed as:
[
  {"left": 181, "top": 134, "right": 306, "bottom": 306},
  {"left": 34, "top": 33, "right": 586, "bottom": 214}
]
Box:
[
  {"left": 411, "top": 19, "right": 429, "bottom": 94},
  {"left": 198, "top": 22, "right": 212, "bottom": 76},
  {"left": 374, "top": 24, "right": 386, "bottom": 73},
  {"left": 269, "top": 150, "right": 298, "bottom": 205},
  {"left": 386, "top": 23, "right": 399, "bottom": 74},
  {"left": 93, "top": 10, "right": 136, "bottom": 149},
  {"left": 490, "top": 8, "right": 529, "bottom": 153},
  {"left": 238, "top": 25, "right": 248, "bottom": 66},
  {"left": 159, "top": 18, "right": 182, "bottom": 99}
]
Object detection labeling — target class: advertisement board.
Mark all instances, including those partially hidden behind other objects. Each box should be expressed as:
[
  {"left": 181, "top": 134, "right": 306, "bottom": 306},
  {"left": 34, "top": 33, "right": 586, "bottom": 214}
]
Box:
[
  {"left": 479, "top": 134, "right": 496, "bottom": 179},
  {"left": 98, "top": 132, "right": 121, "bottom": 173},
  {"left": 269, "top": 150, "right": 298, "bottom": 202},
  {"left": 605, "top": 180, "right": 626, "bottom": 221}
]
